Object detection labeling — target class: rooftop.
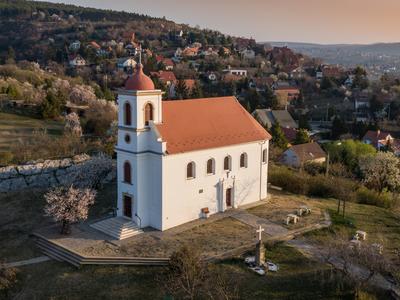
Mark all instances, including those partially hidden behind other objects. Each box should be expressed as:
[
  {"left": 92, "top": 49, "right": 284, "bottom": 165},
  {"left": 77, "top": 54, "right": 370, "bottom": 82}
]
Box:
[{"left": 156, "top": 97, "right": 271, "bottom": 154}]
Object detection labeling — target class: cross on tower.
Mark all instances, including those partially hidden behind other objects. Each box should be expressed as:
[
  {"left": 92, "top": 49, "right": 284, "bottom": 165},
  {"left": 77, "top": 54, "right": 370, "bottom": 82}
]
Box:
[
  {"left": 256, "top": 225, "right": 264, "bottom": 241},
  {"left": 138, "top": 44, "right": 142, "bottom": 65}
]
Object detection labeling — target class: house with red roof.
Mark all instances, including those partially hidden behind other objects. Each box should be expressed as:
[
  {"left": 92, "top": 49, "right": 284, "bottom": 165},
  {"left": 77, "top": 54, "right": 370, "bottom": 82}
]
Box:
[
  {"left": 362, "top": 130, "right": 394, "bottom": 150},
  {"left": 91, "top": 64, "right": 271, "bottom": 237},
  {"left": 150, "top": 71, "right": 177, "bottom": 86},
  {"left": 280, "top": 143, "right": 326, "bottom": 168}
]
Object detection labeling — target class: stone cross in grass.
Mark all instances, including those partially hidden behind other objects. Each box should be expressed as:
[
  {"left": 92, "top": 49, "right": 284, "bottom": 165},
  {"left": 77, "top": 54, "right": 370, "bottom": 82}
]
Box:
[
  {"left": 256, "top": 225, "right": 264, "bottom": 241},
  {"left": 255, "top": 225, "right": 265, "bottom": 266}
]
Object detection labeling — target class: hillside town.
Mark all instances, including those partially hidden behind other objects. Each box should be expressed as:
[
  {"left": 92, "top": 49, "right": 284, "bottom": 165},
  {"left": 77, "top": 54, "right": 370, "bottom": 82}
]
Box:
[{"left": 0, "top": 1, "right": 400, "bottom": 299}]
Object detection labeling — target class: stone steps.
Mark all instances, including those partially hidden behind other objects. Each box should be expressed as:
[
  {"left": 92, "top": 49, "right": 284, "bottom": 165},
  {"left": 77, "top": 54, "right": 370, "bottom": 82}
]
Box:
[
  {"left": 33, "top": 233, "right": 169, "bottom": 267},
  {"left": 90, "top": 217, "right": 143, "bottom": 240}
]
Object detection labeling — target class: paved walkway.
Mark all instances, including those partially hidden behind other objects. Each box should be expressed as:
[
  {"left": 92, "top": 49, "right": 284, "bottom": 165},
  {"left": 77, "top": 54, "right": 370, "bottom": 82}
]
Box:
[
  {"left": 2, "top": 256, "right": 50, "bottom": 268},
  {"left": 232, "top": 210, "right": 289, "bottom": 237}
]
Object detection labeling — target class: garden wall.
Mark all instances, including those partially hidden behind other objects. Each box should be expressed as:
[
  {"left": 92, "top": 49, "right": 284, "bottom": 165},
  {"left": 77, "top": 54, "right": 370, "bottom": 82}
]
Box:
[{"left": 0, "top": 154, "right": 116, "bottom": 192}]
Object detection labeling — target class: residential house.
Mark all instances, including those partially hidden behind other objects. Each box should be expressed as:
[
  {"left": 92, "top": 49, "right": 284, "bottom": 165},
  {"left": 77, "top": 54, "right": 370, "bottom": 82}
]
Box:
[
  {"left": 362, "top": 130, "right": 394, "bottom": 150},
  {"left": 175, "top": 48, "right": 183, "bottom": 58},
  {"left": 69, "top": 40, "right": 81, "bottom": 51},
  {"left": 117, "top": 57, "right": 137, "bottom": 72},
  {"left": 223, "top": 67, "right": 247, "bottom": 77},
  {"left": 280, "top": 143, "right": 326, "bottom": 168},
  {"left": 151, "top": 71, "right": 177, "bottom": 86},
  {"left": 240, "top": 49, "right": 256, "bottom": 60},
  {"left": 162, "top": 58, "right": 174, "bottom": 71},
  {"left": 69, "top": 55, "right": 86, "bottom": 67},
  {"left": 252, "top": 109, "right": 298, "bottom": 129}
]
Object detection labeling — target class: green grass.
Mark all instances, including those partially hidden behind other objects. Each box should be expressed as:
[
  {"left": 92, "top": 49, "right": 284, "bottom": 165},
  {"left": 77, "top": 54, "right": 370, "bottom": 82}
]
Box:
[
  {"left": 7, "top": 244, "right": 355, "bottom": 300},
  {"left": 2, "top": 186, "right": 397, "bottom": 299},
  {"left": 0, "top": 112, "right": 63, "bottom": 152},
  {"left": 0, "top": 183, "right": 116, "bottom": 262}
]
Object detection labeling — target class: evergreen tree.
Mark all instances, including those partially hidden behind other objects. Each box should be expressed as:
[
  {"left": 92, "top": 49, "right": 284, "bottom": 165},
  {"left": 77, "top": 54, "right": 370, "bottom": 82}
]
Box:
[
  {"left": 263, "top": 86, "right": 278, "bottom": 109},
  {"left": 298, "top": 114, "right": 311, "bottom": 130},
  {"left": 6, "top": 46, "right": 15, "bottom": 64},
  {"left": 270, "top": 122, "right": 288, "bottom": 149},
  {"left": 41, "top": 90, "right": 66, "bottom": 119},
  {"left": 294, "top": 129, "right": 311, "bottom": 145},
  {"left": 190, "top": 82, "right": 203, "bottom": 99},
  {"left": 245, "top": 89, "right": 262, "bottom": 112},
  {"left": 331, "top": 116, "right": 348, "bottom": 139},
  {"left": 175, "top": 80, "right": 189, "bottom": 100}
]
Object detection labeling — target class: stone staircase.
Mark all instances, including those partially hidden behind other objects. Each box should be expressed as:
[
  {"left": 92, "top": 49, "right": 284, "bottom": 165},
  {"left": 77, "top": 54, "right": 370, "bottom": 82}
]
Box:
[{"left": 90, "top": 217, "right": 143, "bottom": 240}]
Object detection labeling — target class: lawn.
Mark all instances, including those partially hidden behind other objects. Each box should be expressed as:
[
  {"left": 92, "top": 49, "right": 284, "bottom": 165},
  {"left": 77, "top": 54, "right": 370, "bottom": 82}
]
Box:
[
  {"left": 0, "top": 112, "right": 63, "bottom": 152},
  {"left": 7, "top": 243, "right": 355, "bottom": 300},
  {"left": 1, "top": 186, "right": 397, "bottom": 299},
  {"left": 247, "top": 192, "right": 326, "bottom": 229},
  {"left": 0, "top": 183, "right": 116, "bottom": 262},
  {"left": 305, "top": 196, "right": 400, "bottom": 265}
]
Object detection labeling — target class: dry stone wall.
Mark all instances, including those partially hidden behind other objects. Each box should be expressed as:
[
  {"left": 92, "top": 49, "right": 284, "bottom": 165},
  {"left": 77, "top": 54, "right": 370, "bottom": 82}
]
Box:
[{"left": 0, "top": 154, "right": 116, "bottom": 192}]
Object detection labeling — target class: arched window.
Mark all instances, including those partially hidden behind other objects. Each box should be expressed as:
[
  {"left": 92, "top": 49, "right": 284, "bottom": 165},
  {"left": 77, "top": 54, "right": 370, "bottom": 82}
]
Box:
[
  {"left": 206, "top": 158, "right": 215, "bottom": 175},
  {"left": 124, "top": 102, "right": 132, "bottom": 126},
  {"left": 224, "top": 156, "right": 231, "bottom": 171},
  {"left": 144, "top": 102, "right": 154, "bottom": 126},
  {"left": 240, "top": 153, "right": 248, "bottom": 168},
  {"left": 262, "top": 149, "right": 268, "bottom": 164},
  {"left": 186, "top": 162, "right": 195, "bottom": 179},
  {"left": 124, "top": 161, "right": 132, "bottom": 184}
]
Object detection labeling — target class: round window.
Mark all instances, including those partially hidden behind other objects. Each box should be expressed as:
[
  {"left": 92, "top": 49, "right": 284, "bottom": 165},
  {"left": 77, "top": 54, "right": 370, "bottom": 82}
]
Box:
[{"left": 125, "top": 134, "right": 131, "bottom": 143}]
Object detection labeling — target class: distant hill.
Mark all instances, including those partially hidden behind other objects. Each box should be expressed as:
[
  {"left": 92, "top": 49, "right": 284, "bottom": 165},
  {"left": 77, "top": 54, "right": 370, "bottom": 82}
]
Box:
[{"left": 265, "top": 41, "right": 400, "bottom": 66}]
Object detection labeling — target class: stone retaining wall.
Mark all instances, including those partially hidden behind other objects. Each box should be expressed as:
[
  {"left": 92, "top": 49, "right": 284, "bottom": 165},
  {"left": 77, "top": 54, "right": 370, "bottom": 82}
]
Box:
[{"left": 0, "top": 154, "right": 116, "bottom": 192}]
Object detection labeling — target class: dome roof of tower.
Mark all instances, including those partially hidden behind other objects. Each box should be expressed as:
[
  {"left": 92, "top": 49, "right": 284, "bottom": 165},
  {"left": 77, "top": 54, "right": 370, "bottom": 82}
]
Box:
[{"left": 125, "top": 64, "right": 155, "bottom": 91}]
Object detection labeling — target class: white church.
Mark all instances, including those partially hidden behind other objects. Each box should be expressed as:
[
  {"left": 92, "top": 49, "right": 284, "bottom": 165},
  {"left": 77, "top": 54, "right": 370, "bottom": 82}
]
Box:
[{"left": 92, "top": 63, "right": 271, "bottom": 239}]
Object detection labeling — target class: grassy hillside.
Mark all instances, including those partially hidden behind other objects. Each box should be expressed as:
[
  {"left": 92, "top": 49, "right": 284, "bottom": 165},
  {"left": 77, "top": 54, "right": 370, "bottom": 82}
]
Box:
[{"left": 0, "top": 112, "right": 63, "bottom": 152}]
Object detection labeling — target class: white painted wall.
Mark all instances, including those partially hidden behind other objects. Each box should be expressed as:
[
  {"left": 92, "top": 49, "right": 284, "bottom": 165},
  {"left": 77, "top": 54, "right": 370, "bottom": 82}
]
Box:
[
  {"left": 160, "top": 140, "right": 269, "bottom": 230},
  {"left": 116, "top": 90, "right": 270, "bottom": 231}
]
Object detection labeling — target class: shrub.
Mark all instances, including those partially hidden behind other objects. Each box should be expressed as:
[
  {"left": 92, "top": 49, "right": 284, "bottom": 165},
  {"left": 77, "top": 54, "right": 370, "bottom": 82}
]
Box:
[
  {"left": 0, "top": 151, "right": 14, "bottom": 166},
  {"left": 304, "top": 161, "right": 325, "bottom": 176},
  {"left": 356, "top": 187, "right": 394, "bottom": 208},
  {"left": 269, "top": 165, "right": 308, "bottom": 194},
  {"left": 307, "top": 175, "right": 337, "bottom": 198}
]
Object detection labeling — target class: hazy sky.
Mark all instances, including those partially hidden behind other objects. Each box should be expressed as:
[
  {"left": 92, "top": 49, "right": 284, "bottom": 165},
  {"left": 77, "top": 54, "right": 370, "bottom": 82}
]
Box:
[{"left": 45, "top": 0, "right": 400, "bottom": 44}]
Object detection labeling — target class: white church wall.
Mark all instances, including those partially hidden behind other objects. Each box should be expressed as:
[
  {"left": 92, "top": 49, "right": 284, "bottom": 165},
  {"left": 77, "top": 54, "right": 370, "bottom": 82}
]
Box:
[{"left": 161, "top": 140, "right": 269, "bottom": 230}]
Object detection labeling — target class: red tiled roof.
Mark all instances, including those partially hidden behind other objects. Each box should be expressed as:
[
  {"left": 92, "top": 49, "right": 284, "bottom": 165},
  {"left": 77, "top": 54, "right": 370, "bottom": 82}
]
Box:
[
  {"left": 362, "top": 130, "right": 392, "bottom": 147},
  {"left": 152, "top": 71, "right": 177, "bottom": 83},
  {"left": 156, "top": 97, "right": 271, "bottom": 154},
  {"left": 183, "top": 79, "right": 196, "bottom": 90},
  {"left": 162, "top": 58, "right": 174, "bottom": 66}
]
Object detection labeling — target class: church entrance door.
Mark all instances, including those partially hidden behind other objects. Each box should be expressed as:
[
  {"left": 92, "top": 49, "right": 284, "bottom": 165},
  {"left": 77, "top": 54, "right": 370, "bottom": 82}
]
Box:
[
  {"left": 123, "top": 195, "right": 132, "bottom": 218},
  {"left": 226, "top": 188, "right": 232, "bottom": 207}
]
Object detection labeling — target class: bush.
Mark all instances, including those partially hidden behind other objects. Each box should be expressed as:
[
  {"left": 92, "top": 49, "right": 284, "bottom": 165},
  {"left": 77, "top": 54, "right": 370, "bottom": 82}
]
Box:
[
  {"left": 304, "top": 161, "right": 325, "bottom": 176},
  {"left": 356, "top": 187, "right": 394, "bottom": 208},
  {"left": 269, "top": 165, "right": 308, "bottom": 194},
  {"left": 0, "top": 151, "right": 14, "bottom": 166},
  {"left": 307, "top": 175, "right": 337, "bottom": 198}
]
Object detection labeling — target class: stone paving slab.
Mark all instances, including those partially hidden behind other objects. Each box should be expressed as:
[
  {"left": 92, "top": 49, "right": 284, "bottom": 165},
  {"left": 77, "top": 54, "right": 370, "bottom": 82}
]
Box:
[{"left": 232, "top": 210, "right": 289, "bottom": 237}]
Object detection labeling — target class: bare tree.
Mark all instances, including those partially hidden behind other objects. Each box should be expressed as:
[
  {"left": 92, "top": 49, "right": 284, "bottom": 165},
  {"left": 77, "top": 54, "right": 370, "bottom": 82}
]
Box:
[
  {"left": 162, "top": 245, "right": 207, "bottom": 300},
  {"left": 64, "top": 112, "right": 82, "bottom": 137},
  {"left": 44, "top": 185, "right": 96, "bottom": 234},
  {"left": 161, "top": 245, "right": 240, "bottom": 300},
  {"left": 323, "top": 234, "right": 392, "bottom": 299}
]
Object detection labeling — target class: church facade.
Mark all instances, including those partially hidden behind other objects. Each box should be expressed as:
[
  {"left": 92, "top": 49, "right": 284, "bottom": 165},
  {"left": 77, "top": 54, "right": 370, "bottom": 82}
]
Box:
[{"left": 116, "top": 64, "right": 271, "bottom": 231}]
